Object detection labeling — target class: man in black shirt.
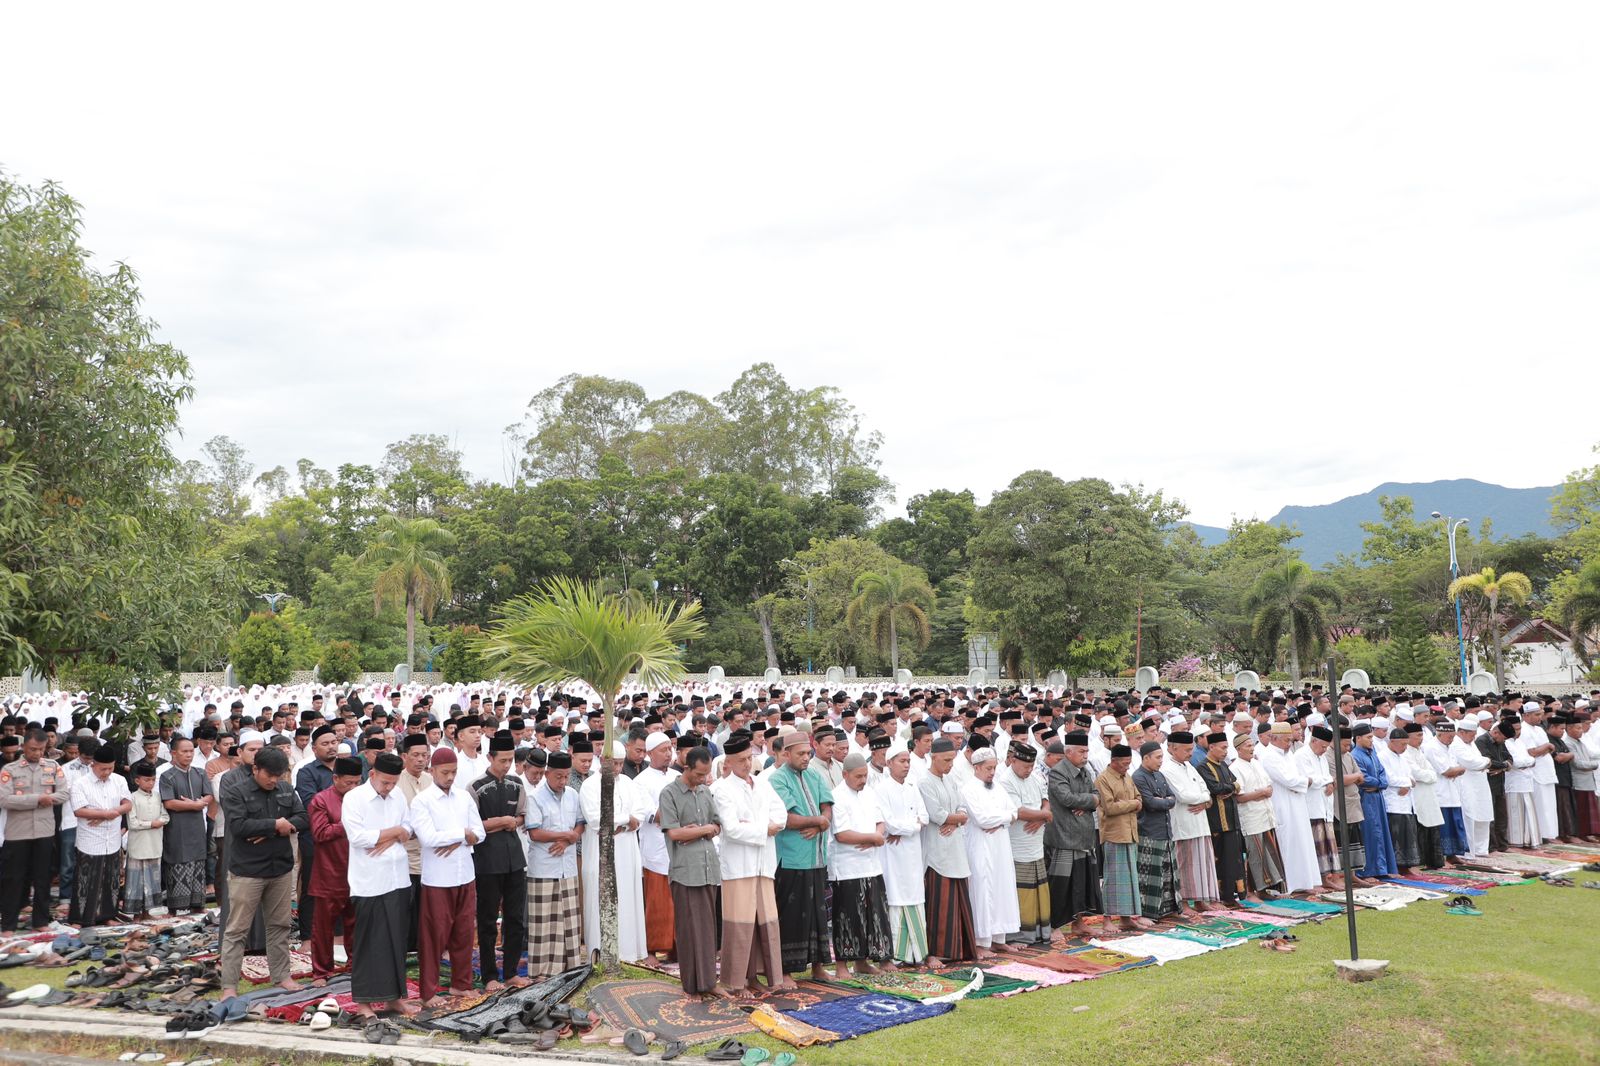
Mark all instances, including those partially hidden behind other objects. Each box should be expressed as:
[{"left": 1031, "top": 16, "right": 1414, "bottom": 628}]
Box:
[
  {"left": 1476, "top": 722, "right": 1513, "bottom": 853},
  {"left": 470, "top": 734, "right": 528, "bottom": 989},
  {"left": 218, "top": 746, "right": 308, "bottom": 999}
]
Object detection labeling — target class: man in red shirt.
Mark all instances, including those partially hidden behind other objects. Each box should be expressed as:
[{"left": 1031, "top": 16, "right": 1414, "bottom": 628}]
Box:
[{"left": 306, "top": 757, "right": 364, "bottom": 984}]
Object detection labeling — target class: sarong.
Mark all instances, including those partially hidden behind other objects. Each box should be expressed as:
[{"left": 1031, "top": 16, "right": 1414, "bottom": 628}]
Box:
[
  {"left": 1135, "top": 837, "right": 1180, "bottom": 920},
  {"left": 922, "top": 869, "right": 977, "bottom": 962},
  {"left": 419, "top": 882, "right": 475, "bottom": 1001},
  {"left": 1436, "top": 809, "right": 1467, "bottom": 857},
  {"left": 1576, "top": 789, "right": 1600, "bottom": 838},
  {"left": 1212, "top": 829, "right": 1246, "bottom": 904},
  {"left": 72, "top": 850, "right": 122, "bottom": 926},
  {"left": 1555, "top": 785, "right": 1577, "bottom": 841},
  {"left": 1388, "top": 812, "right": 1421, "bottom": 868},
  {"left": 1011, "top": 858, "right": 1050, "bottom": 942},
  {"left": 1505, "top": 792, "right": 1541, "bottom": 848},
  {"left": 670, "top": 881, "right": 720, "bottom": 994},
  {"left": 1047, "top": 848, "right": 1102, "bottom": 924},
  {"left": 1333, "top": 818, "right": 1367, "bottom": 872},
  {"left": 888, "top": 903, "right": 928, "bottom": 964},
  {"left": 1242, "top": 829, "right": 1287, "bottom": 894},
  {"left": 351, "top": 887, "right": 409, "bottom": 1004},
  {"left": 1416, "top": 821, "right": 1444, "bottom": 869},
  {"left": 643, "top": 869, "right": 676, "bottom": 956},
  {"left": 126, "top": 856, "right": 163, "bottom": 913},
  {"left": 526, "top": 876, "right": 585, "bottom": 979},
  {"left": 720, "top": 876, "right": 783, "bottom": 987},
  {"left": 1174, "top": 837, "right": 1219, "bottom": 902},
  {"left": 1310, "top": 819, "right": 1339, "bottom": 875},
  {"left": 1100, "top": 841, "right": 1142, "bottom": 917},
  {"left": 829, "top": 875, "right": 892, "bottom": 963},
  {"left": 163, "top": 858, "right": 208, "bottom": 912},
  {"left": 774, "top": 867, "right": 833, "bottom": 972}
]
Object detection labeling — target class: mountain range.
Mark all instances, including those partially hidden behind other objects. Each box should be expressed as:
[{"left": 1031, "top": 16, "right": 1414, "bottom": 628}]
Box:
[{"left": 1186, "top": 479, "right": 1559, "bottom": 568}]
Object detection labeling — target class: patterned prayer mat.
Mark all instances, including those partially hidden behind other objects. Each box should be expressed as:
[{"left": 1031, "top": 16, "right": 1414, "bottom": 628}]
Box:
[
  {"left": 1470, "top": 854, "right": 1580, "bottom": 875},
  {"left": 1386, "top": 877, "right": 1485, "bottom": 896},
  {"left": 241, "top": 950, "right": 314, "bottom": 982},
  {"left": 939, "top": 967, "right": 1042, "bottom": 999},
  {"left": 1153, "top": 927, "right": 1239, "bottom": 949},
  {"left": 782, "top": 993, "right": 955, "bottom": 1040},
  {"left": 825, "top": 970, "right": 972, "bottom": 1001},
  {"left": 1157, "top": 916, "right": 1278, "bottom": 940},
  {"left": 1090, "top": 934, "right": 1223, "bottom": 964},
  {"left": 746, "top": 1003, "right": 841, "bottom": 1048},
  {"left": 983, "top": 961, "right": 1093, "bottom": 991},
  {"left": 1210, "top": 908, "right": 1300, "bottom": 927},
  {"left": 1239, "top": 897, "right": 1346, "bottom": 915},
  {"left": 587, "top": 980, "right": 843, "bottom": 1043},
  {"left": 1022, "top": 946, "right": 1156, "bottom": 975},
  {"left": 1417, "top": 869, "right": 1530, "bottom": 888}
]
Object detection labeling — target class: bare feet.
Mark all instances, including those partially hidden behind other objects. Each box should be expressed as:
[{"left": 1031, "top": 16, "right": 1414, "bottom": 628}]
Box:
[
  {"left": 923, "top": 956, "right": 944, "bottom": 970},
  {"left": 510, "top": 976, "right": 532, "bottom": 988},
  {"left": 810, "top": 965, "right": 830, "bottom": 981},
  {"left": 311, "top": 977, "right": 327, "bottom": 988},
  {"left": 770, "top": 976, "right": 798, "bottom": 991},
  {"left": 390, "top": 998, "right": 419, "bottom": 1015},
  {"left": 857, "top": 960, "right": 882, "bottom": 975},
  {"left": 277, "top": 978, "right": 302, "bottom": 992},
  {"left": 484, "top": 979, "right": 504, "bottom": 993}
]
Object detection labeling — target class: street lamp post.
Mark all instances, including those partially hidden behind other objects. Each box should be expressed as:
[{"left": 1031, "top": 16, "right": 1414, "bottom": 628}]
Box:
[
  {"left": 1430, "top": 512, "right": 1470, "bottom": 685},
  {"left": 261, "top": 592, "right": 289, "bottom": 613}
]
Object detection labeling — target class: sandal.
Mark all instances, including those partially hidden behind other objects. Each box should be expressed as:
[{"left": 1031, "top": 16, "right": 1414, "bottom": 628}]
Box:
[
  {"left": 742, "top": 1048, "right": 772, "bottom": 1066},
  {"left": 707, "top": 1040, "right": 751, "bottom": 1062},
  {"left": 662, "top": 1040, "right": 688, "bottom": 1061},
  {"left": 624, "top": 1027, "right": 650, "bottom": 1055},
  {"left": 773, "top": 1054, "right": 797, "bottom": 1066},
  {"left": 1582, "top": 881, "right": 1600, "bottom": 890}
]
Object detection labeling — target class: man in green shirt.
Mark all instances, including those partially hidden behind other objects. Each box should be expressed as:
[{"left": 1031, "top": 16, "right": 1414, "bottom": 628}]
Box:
[
  {"left": 768, "top": 734, "right": 834, "bottom": 979},
  {"left": 657, "top": 747, "right": 726, "bottom": 998}
]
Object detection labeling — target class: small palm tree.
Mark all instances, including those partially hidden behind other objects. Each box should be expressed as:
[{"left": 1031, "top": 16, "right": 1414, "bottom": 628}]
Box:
[
  {"left": 475, "top": 578, "right": 705, "bottom": 972},
  {"left": 846, "top": 564, "right": 935, "bottom": 677},
  {"left": 1559, "top": 558, "right": 1600, "bottom": 669},
  {"left": 355, "top": 514, "right": 457, "bottom": 670},
  {"left": 1246, "top": 559, "right": 1341, "bottom": 683},
  {"left": 1450, "top": 566, "right": 1534, "bottom": 691}
]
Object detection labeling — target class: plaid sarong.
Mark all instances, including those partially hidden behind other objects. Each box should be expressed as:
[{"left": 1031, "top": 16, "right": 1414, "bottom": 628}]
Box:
[
  {"left": 1173, "top": 837, "right": 1219, "bottom": 902},
  {"left": 1012, "top": 857, "right": 1050, "bottom": 942},
  {"left": 526, "top": 876, "right": 585, "bottom": 978},
  {"left": 1242, "top": 829, "right": 1287, "bottom": 894},
  {"left": 1310, "top": 819, "right": 1339, "bottom": 875},
  {"left": 1100, "top": 841, "right": 1142, "bottom": 917},
  {"left": 1135, "top": 836, "right": 1180, "bottom": 920}
]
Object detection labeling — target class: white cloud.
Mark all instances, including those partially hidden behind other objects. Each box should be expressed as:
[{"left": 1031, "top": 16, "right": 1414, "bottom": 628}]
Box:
[{"left": 6, "top": 2, "right": 1598, "bottom": 525}]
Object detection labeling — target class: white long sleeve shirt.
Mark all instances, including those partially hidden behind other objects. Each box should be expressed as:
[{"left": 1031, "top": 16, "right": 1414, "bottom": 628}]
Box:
[
  {"left": 409, "top": 782, "right": 484, "bottom": 888},
  {"left": 828, "top": 782, "right": 886, "bottom": 882},
  {"left": 341, "top": 781, "right": 413, "bottom": 897},
  {"left": 710, "top": 772, "right": 784, "bottom": 881}
]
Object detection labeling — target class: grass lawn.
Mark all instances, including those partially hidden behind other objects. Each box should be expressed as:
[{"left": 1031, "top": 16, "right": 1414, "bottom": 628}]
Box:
[
  {"left": 4, "top": 882, "right": 1595, "bottom": 1065},
  {"left": 718, "top": 881, "right": 1600, "bottom": 1066}
]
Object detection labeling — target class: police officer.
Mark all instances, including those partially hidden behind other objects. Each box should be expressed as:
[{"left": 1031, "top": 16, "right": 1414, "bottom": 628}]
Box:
[{"left": 1, "top": 728, "right": 70, "bottom": 931}]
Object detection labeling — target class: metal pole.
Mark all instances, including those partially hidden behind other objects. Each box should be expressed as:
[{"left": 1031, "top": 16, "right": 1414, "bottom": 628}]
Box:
[
  {"left": 1450, "top": 519, "right": 1469, "bottom": 684},
  {"left": 1328, "top": 655, "right": 1359, "bottom": 960}
]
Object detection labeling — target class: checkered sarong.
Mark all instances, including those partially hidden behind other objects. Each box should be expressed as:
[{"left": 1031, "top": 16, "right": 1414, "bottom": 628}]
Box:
[{"left": 527, "top": 876, "right": 585, "bottom": 978}]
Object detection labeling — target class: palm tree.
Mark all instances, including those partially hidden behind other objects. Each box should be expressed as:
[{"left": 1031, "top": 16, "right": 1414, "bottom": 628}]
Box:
[
  {"left": 1449, "top": 565, "right": 1534, "bottom": 691},
  {"left": 1559, "top": 558, "right": 1600, "bottom": 671},
  {"left": 846, "top": 564, "right": 935, "bottom": 677},
  {"left": 1246, "top": 560, "right": 1340, "bottom": 683},
  {"left": 355, "top": 514, "right": 457, "bottom": 670},
  {"left": 475, "top": 578, "right": 705, "bottom": 972}
]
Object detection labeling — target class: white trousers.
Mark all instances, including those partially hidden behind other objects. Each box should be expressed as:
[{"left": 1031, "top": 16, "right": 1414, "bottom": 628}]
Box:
[
  {"left": 1463, "top": 815, "right": 1491, "bottom": 857},
  {"left": 1506, "top": 792, "right": 1541, "bottom": 847},
  {"left": 1534, "top": 784, "right": 1558, "bottom": 841}
]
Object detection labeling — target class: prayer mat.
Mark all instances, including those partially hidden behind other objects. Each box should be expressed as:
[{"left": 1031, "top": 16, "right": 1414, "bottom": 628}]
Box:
[
  {"left": 1238, "top": 897, "right": 1345, "bottom": 915},
  {"left": 1210, "top": 908, "right": 1299, "bottom": 927},
  {"left": 746, "top": 1003, "right": 841, "bottom": 1048},
  {"left": 241, "top": 950, "right": 314, "bottom": 982},
  {"left": 827, "top": 970, "right": 971, "bottom": 1001},
  {"left": 1471, "top": 854, "right": 1580, "bottom": 875},
  {"left": 756, "top": 980, "right": 853, "bottom": 1014},
  {"left": 939, "top": 967, "right": 1041, "bottom": 999},
  {"left": 1024, "top": 946, "right": 1156, "bottom": 975},
  {"left": 1385, "top": 877, "right": 1485, "bottom": 896},
  {"left": 782, "top": 992, "right": 954, "bottom": 1040},
  {"left": 631, "top": 955, "right": 681, "bottom": 979},
  {"left": 1089, "top": 934, "right": 1219, "bottom": 964},
  {"left": 1325, "top": 885, "right": 1444, "bottom": 911},
  {"left": 263, "top": 979, "right": 417, "bottom": 1022},
  {"left": 983, "top": 961, "right": 1094, "bottom": 991},
  {"left": 425, "top": 964, "right": 590, "bottom": 1040},
  {"left": 1154, "top": 927, "right": 1240, "bottom": 948},
  {"left": 1161, "top": 917, "right": 1278, "bottom": 940},
  {"left": 1412, "top": 870, "right": 1527, "bottom": 889},
  {"left": 588, "top": 980, "right": 760, "bottom": 1043}
]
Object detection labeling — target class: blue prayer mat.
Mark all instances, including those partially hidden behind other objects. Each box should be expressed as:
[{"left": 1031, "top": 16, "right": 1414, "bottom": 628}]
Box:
[{"left": 783, "top": 992, "right": 955, "bottom": 1039}]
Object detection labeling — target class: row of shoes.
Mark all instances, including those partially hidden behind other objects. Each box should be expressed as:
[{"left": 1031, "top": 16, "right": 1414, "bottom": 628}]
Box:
[
  {"left": 489, "top": 1000, "right": 598, "bottom": 1050},
  {"left": 0, "top": 981, "right": 74, "bottom": 1007}
]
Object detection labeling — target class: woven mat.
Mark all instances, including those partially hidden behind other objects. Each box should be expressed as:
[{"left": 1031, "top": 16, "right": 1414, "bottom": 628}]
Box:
[
  {"left": 825, "top": 970, "right": 971, "bottom": 1001},
  {"left": 241, "top": 950, "right": 314, "bottom": 982},
  {"left": 587, "top": 980, "right": 759, "bottom": 1043},
  {"left": 1470, "top": 854, "right": 1580, "bottom": 874},
  {"left": 781, "top": 993, "right": 954, "bottom": 1040},
  {"left": 984, "top": 961, "right": 1095, "bottom": 991}
]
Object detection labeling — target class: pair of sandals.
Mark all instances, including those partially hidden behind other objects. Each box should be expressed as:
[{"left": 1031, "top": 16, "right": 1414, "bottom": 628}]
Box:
[
  {"left": 363, "top": 1019, "right": 404, "bottom": 1044},
  {"left": 705, "top": 1040, "right": 796, "bottom": 1066},
  {"left": 1540, "top": 876, "right": 1575, "bottom": 887},
  {"left": 1444, "top": 895, "right": 1483, "bottom": 916},
  {"left": 621, "top": 1027, "right": 687, "bottom": 1059},
  {"left": 1259, "top": 931, "right": 1298, "bottom": 952}
]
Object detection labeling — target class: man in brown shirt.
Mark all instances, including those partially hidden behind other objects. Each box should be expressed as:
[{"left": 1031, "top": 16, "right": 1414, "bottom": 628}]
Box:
[{"left": 1096, "top": 744, "right": 1151, "bottom": 931}]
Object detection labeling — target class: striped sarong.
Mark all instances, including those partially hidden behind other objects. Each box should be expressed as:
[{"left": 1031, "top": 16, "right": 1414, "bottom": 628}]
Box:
[
  {"left": 1174, "top": 837, "right": 1219, "bottom": 902},
  {"left": 775, "top": 867, "right": 833, "bottom": 971},
  {"left": 923, "top": 869, "right": 977, "bottom": 963},
  {"left": 526, "top": 876, "right": 584, "bottom": 979},
  {"left": 1242, "top": 829, "right": 1287, "bottom": 894},
  {"left": 1100, "top": 841, "right": 1142, "bottom": 917},
  {"left": 1135, "top": 836, "right": 1179, "bottom": 920},
  {"left": 889, "top": 903, "right": 927, "bottom": 965},
  {"left": 1310, "top": 819, "right": 1339, "bottom": 875},
  {"left": 1012, "top": 858, "right": 1050, "bottom": 943},
  {"left": 1333, "top": 818, "right": 1366, "bottom": 872},
  {"left": 1047, "top": 848, "right": 1102, "bottom": 925}
]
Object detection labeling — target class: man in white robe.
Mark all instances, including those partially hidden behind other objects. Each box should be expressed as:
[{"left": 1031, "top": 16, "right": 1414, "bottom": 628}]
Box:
[
  {"left": 1450, "top": 724, "right": 1493, "bottom": 856},
  {"left": 873, "top": 748, "right": 929, "bottom": 965},
  {"left": 1258, "top": 725, "right": 1322, "bottom": 894},
  {"left": 579, "top": 744, "right": 647, "bottom": 963},
  {"left": 959, "top": 747, "right": 1019, "bottom": 957},
  {"left": 633, "top": 734, "right": 679, "bottom": 960},
  {"left": 1521, "top": 703, "right": 1560, "bottom": 843}
]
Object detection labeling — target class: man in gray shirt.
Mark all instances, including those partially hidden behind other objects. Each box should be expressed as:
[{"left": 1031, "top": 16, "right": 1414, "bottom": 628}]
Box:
[{"left": 657, "top": 747, "right": 725, "bottom": 997}]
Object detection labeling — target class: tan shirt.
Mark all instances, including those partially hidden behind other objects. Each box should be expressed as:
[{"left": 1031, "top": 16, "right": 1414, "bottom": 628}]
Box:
[
  {"left": 1095, "top": 767, "right": 1141, "bottom": 844},
  {"left": 396, "top": 768, "right": 430, "bottom": 876},
  {"left": 0, "top": 757, "right": 69, "bottom": 840}
]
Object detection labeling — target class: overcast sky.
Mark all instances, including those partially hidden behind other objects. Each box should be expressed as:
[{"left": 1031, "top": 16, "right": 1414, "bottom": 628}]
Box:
[{"left": 7, "top": 4, "right": 1599, "bottom": 527}]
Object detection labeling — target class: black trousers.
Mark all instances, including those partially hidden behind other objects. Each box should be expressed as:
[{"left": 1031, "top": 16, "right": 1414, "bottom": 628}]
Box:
[
  {"left": 1212, "top": 829, "right": 1246, "bottom": 905},
  {"left": 407, "top": 874, "right": 422, "bottom": 952},
  {"left": 298, "top": 837, "right": 316, "bottom": 940},
  {"left": 1488, "top": 776, "right": 1509, "bottom": 852},
  {"left": 475, "top": 869, "right": 527, "bottom": 982},
  {"left": 0, "top": 836, "right": 56, "bottom": 931}
]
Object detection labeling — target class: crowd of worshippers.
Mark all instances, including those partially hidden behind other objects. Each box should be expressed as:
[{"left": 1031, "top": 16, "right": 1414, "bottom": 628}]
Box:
[{"left": 2, "top": 682, "right": 1597, "bottom": 1008}]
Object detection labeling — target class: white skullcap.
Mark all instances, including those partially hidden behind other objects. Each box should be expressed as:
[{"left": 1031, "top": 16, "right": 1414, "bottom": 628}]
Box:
[
  {"left": 644, "top": 733, "right": 670, "bottom": 753},
  {"left": 1522, "top": 700, "right": 1542, "bottom": 712},
  {"left": 1370, "top": 717, "right": 1390, "bottom": 732},
  {"left": 1395, "top": 707, "right": 1414, "bottom": 722},
  {"left": 1306, "top": 713, "right": 1326, "bottom": 727},
  {"left": 971, "top": 747, "right": 998, "bottom": 765},
  {"left": 238, "top": 729, "right": 264, "bottom": 746},
  {"left": 941, "top": 722, "right": 964, "bottom": 735},
  {"left": 611, "top": 740, "right": 627, "bottom": 760},
  {"left": 1477, "top": 710, "right": 1494, "bottom": 722},
  {"left": 1574, "top": 699, "right": 1590, "bottom": 710}
]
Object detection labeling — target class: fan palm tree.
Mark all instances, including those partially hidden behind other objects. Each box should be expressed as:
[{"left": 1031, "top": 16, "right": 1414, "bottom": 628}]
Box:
[
  {"left": 475, "top": 578, "right": 705, "bottom": 972},
  {"left": 355, "top": 514, "right": 457, "bottom": 670},
  {"left": 1246, "top": 559, "right": 1341, "bottom": 683},
  {"left": 1449, "top": 565, "right": 1534, "bottom": 691},
  {"left": 1559, "top": 558, "right": 1600, "bottom": 670},
  {"left": 845, "top": 564, "right": 935, "bottom": 677}
]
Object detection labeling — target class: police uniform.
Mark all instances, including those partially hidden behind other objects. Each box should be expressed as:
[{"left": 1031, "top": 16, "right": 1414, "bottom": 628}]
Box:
[
  {"left": 1, "top": 755, "right": 69, "bottom": 931},
  {"left": 469, "top": 767, "right": 527, "bottom": 982}
]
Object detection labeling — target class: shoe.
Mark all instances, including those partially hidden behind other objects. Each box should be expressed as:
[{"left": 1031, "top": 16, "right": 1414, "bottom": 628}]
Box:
[
  {"left": 308, "top": 1011, "right": 333, "bottom": 1031},
  {"left": 624, "top": 1028, "right": 649, "bottom": 1055}
]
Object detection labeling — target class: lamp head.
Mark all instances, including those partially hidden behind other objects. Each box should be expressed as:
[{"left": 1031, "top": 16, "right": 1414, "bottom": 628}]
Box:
[{"left": 1430, "top": 511, "right": 1442, "bottom": 519}]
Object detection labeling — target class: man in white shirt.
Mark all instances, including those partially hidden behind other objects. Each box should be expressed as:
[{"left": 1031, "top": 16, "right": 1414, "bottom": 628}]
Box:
[
  {"left": 1000, "top": 743, "right": 1051, "bottom": 946},
  {"left": 827, "top": 753, "right": 892, "bottom": 977},
  {"left": 1377, "top": 732, "right": 1419, "bottom": 875},
  {"left": 69, "top": 748, "right": 131, "bottom": 927},
  {"left": 341, "top": 752, "right": 416, "bottom": 1020},
  {"left": 634, "top": 733, "right": 679, "bottom": 961},
  {"left": 409, "top": 748, "right": 484, "bottom": 1009},
  {"left": 710, "top": 733, "right": 792, "bottom": 995}
]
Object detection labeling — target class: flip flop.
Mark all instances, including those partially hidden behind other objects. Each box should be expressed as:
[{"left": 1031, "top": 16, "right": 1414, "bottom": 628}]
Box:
[
  {"left": 1582, "top": 881, "right": 1600, "bottom": 890},
  {"left": 662, "top": 1040, "right": 688, "bottom": 1061},
  {"left": 707, "top": 1040, "right": 750, "bottom": 1061},
  {"left": 624, "top": 1028, "right": 650, "bottom": 1056},
  {"left": 308, "top": 1011, "right": 333, "bottom": 1031},
  {"left": 773, "top": 1054, "right": 796, "bottom": 1066},
  {"left": 741, "top": 1048, "right": 772, "bottom": 1066}
]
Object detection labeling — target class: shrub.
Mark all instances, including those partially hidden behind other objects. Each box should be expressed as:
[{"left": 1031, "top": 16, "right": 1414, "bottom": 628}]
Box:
[
  {"left": 231, "top": 611, "right": 316, "bottom": 687},
  {"left": 318, "top": 639, "right": 362, "bottom": 685},
  {"left": 438, "top": 625, "right": 489, "bottom": 683}
]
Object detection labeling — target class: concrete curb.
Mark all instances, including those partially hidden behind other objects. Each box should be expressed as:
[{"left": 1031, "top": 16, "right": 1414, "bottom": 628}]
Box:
[{"left": 0, "top": 1006, "right": 651, "bottom": 1066}]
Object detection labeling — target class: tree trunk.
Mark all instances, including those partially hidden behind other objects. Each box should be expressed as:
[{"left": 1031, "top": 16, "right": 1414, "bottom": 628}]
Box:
[
  {"left": 757, "top": 601, "right": 780, "bottom": 670},
  {"left": 1490, "top": 592, "right": 1505, "bottom": 692},
  {"left": 598, "top": 692, "right": 620, "bottom": 974},
  {"left": 1287, "top": 640, "right": 1302, "bottom": 686},
  {"left": 406, "top": 593, "right": 417, "bottom": 670},
  {"left": 888, "top": 609, "right": 899, "bottom": 677}
]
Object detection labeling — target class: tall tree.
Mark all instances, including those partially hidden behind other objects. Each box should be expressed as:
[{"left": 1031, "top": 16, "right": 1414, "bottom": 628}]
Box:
[
  {"left": 687, "top": 474, "right": 805, "bottom": 670},
  {"left": 475, "top": 579, "right": 704, "bottom": 972},
  {"left": 1556, "top": 557, "right": 1600, "bottom": 671},
  {"left": 379, "top": 433, "right": 469, "bottom": 517},
  {"left": 1246, "top": 559, "right": 1341, "bottom": 682},
  {"left": 515, "top": 373, "right": 648, "bottom": 482},
  {"left": 356, "top": 515, "right": 457, "bottom": 669},
  {"left": 846, "top": 564, "right": 935, "bottom": 677},
  {"left": 1448, "top": 566, "right": 1533, "bottom": 690}
]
